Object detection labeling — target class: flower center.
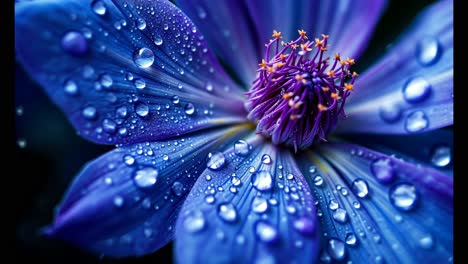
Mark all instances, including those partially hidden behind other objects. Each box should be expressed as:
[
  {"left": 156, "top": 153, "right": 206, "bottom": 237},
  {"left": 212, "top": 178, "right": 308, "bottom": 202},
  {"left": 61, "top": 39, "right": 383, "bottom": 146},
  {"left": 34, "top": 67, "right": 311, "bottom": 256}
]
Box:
[{"left": 245, "top": 30, "right": 358, "bottom": 151}]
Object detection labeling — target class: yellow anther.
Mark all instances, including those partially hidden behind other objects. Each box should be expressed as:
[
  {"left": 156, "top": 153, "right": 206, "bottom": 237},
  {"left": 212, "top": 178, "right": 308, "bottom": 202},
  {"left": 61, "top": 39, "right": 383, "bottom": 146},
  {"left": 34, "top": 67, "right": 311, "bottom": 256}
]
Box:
[
  {"left": 334, "top": 53, "right": 341, "bottom": 60},
  {"left": 290, "top": 114, "right": 301, "bottom": 120},
  {"left": 320, "top": 46, "right": 328, "bottom": 52},
  {"left": 322, "top": 86, "right": 330, "bottom": 92},
  {"left": 321, "top": 34, "right": 329, "bottom": 39},
  {"left": 272, "top": 30, "right": 282, "bottom": 39},
  {"left": 279, "top": 53, "right": 288, "bottom": 60},
  {"left": 293, "top": 101, "right": 303, "bottom": 109},
  {"left": 258, "top": 59, "right": 267, "bottom": 69},
  {"left": 267, "top": 66, "right": 275, "bottom": 73},
  {"left": 331, "top": 92, "right": 341, "bottom": 100},
  {"left": 327, "top": 71, "right": 335, "bottom": 77},
  {"left": 298, "top": 29, "right": 308, "bottom": 39},
  {"left": 344, "top": 83, "right": 354, "bottom": 91},
  {"left": 318, "top": 104, "right": 328, "bottom": 111},
  {"left": 300, "top": 43, "right": 312, "bottom": 52},
  {"left": 291, "top": 44, "right": 298, "bottom": 50},
  {"left": 352, "top": 71, "right": 359, "bottom": 77},
  {"left": 340, "top": 60, "right": 346, "bottom": 66},
  {"left": 315, "top": 38, "right": 324, "bottom": 47},
  {"left": 275, "top": 62, "right": 284, "bottom": 69},
  {"left": 346, "top": 57, "right": 355, "bottom": 65},
  {"left": 283, "top": 92, "right": 294, "bottom": 100},
  {"left": 295, "top": 74, "right": 304, "bottom": 81}
]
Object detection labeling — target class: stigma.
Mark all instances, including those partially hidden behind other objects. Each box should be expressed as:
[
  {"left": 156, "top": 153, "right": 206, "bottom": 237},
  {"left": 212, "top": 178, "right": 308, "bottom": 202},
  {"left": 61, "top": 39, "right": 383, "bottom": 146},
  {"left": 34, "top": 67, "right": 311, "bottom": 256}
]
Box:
[{"left": 245, "top": 30, "right": 357, "bottom": 151}]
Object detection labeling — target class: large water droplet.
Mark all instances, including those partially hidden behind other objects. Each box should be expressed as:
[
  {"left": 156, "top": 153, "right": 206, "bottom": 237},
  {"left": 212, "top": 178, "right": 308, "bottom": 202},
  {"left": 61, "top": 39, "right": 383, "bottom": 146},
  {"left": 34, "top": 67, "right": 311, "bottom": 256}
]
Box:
[
  {"left": 134, "top": 78, "right": 146, "bottom": 89},
  {"left": 116, "top": 106, "right": 128, "bottom": 118},
  {"left": 217, "top": 202, "right": 237, "bottom": 223},
  {"left": 293, "top": 217, "right": 315, "bottom": 236},
  {"left": 234, "top": 140, "right": 250, "bottom": 156},
  {"left": 389, "top": 182, "right": 418, "bottom": 211},
  {"left": 333, "top": 208, "right": 348, "bottom": 224},
  {"left": 99, "top": 74, "right": 113, "bottom": 88},
  {"left": 352, "top": 178, "right": 369, "bottom": 198},
  {"left": 255, "top": 220, "right": 278, "bottom": 243},
  {"left": 405, "top": 111, "right": 429, "bottom": 133},
  {"left": 327, "top": 238, "right": 346, "bottom": 261},
  {"left": 123, "top": 154, "right": 135, "bottom": 166},
  {"left": 251, "top": 196, "right": 268, "bottom": 213},
  {"left": 136, "top": 18, "right": 147, "bottom": 30},
  {"left": 403, "top": 77, "right": 432, "bottom": 103},
  {"left": 251, "top": 170, "right": 273, "bottom": 191},
  {"left": 313, "top": 175, "right": 324, "bottom": 186},
  {"left": 63, "top": 79, "right": 78, "bottom": 95},
  {"left": 370, "top": 158, "right": 395, "bottom": 184},
  {"left": 345, "top": 233, "right": 357, "bottom": 246},
  {"left": 261, "top": 154, "right": 272, "bottom": 164},
  {"left": 154, "top": 36, "right": 163, "bottom": 46},
  {"left": 431, "top": 144, "right": 451, "bottom": 167},
  {"left": 91, "top": 0, "right": 107, "bottom": 15},
  {"left": 379, "top": 103, "right": 402, "bottom": 123},
  {"left": 207, "top": 152, "right": 226, "bottom": 170},
  {"left": 416, "top": 36, "right": 441, "bottom": 66},
  {"left": 133, "top": 48, "right": 155, "bottom": 68},
  {"left": 172, "top": 95, "right": 180, "bottom": 104},
  {"left": 61, "top": 31, "right": 88, "bottom": 56},
  {"left": 418, "top": 234, "right": 434, "bottom": 249},
  {"left": 183, "top": 210, "right": 205, "bottom": 233},
  {"left": 82, "top": 106, "right": 97, "bottom": 120},
  {"left": 135, "top": 102, "right": 149, "bottom": 117},
  {"left": 133, "top": 167, "right": 158, "bottom": 189},
  {"left": 328, "top": 199, "right": 339, "bottom": 210},
  {"left": 102, "top": 118, "right": 116, "bottom": 133},
  {"left": 171, "top": 181, "right": 184, "bottom": 196},
  {"left": 184, "top": 103, "right": 195, "bottom": 115}
]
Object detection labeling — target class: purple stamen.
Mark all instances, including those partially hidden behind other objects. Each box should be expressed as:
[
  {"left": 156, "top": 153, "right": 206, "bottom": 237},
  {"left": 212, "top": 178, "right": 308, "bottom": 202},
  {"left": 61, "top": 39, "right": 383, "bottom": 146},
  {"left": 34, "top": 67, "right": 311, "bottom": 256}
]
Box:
[{"left": 245, "top": 30, "right": 357, "bottom": 150}]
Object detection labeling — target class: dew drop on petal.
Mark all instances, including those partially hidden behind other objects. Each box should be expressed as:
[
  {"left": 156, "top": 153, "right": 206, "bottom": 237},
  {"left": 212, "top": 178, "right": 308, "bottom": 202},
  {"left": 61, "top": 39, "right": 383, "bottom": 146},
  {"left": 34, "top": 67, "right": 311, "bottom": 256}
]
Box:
[
  {"left": 379, "top": 103, "right": 402, "bottom": 123},
  {"left": 134, "top": 78, "right": 146, "bottom": 89},
  {"left": 389, "top": 182, "right": 418, "bottom": 211},
  {"left": 255, "top": 220, "right": 278, "bottom": 243},
  {"left": 135, "top": 102, "right": 149, "bottom": 117},
  {"left": 313, "top": 175, "right": 324, "bottom": 186},
  {"left": 171, "top": 181, "right": 184, "bottom": 196},
  {"left": 154, "top": 36, "right": 163, "bottom": 46},
  {"left": 352, "top": 178, "right": 369, "bottom": 198},
  {"left": 207, "top": 152, "right": 226, "bottom": 170},
  {"left": 234, "top": 140, "right": 250, "bottom": 156},
  {"left": 328, "top": 199, "right": 339, "bottom": 210},
  {"left": 251, "top": 196, "right": 268, "bottom": 213},
  {"left": 133, "top": 167, "right": 158, "bottom": 189},
  {"left": 82, "top": 106, "right": 97, "bottom": 120},
  {"left": 102, "top": 118, "right": 116, "bottom": 133},
  {"left": 405, "top": 111, "right": 429, "bottom": 133},
  {"left": 183, "top": 210, "right": 205, "bottom": 233},
  {"left": 63, "top": 79, "right": 78, "bottom": 95},
  {"left": 184, "top": 103, "right": 195, "bottom": 115},
  {"left": 136, "top": 18, "right": 147, "bottom": 30},
  {"left": 327, "top": 238, "right": 346, "bottom": 261},
  {"left": 99, "top": 74, "right": 113, "bottom": 88},
  {"left": 345, "top": 233, "right": 357, "bottom": 246},
  {"left": 431, "top": 145, "right": 451, "bottom": 167},
  {"left": 217, "top": 202, "right": 237, "bottom": 223},
  {"left": 113, "top": 196, "right": 124, "bottom": 207},
  {"left": 418, "top": 234, "right": 434, "bottom": 250},
  {"left": 332, "top": 208, "right": 348, "bottom": 224},
  {"left": 91, "top": 0, "right": 107, "bottom": 15},
  {"left": 293, "top": 217, "right": 315, "bottom": 236},
  {"left": 416, "top": 36, "right": 441, "bottom": 66},
  {"left": 403, "top": 77, "right": 432, "bottom": 103},
  {"left": 123, "top": 154, "right": 135, "bottom": 166},
  {"left": 261, "top": 154, "right": 272, "bottom": 164},
  {"left": 133, "top": 48, "right": 155, "bottom": 68},
  {"left": 61, "top": 31, "right": 88, "bottom": 56},
  {"left": 370, "top": 158, "right": 395, "bottom": 184},
  {"left": 251, "top": 170, "right": 273, "bottom": 191}
]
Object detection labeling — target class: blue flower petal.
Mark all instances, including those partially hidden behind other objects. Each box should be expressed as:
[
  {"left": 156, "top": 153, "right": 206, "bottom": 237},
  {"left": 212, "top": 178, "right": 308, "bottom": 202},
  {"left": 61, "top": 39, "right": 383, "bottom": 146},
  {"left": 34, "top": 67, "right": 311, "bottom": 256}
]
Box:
[
  {"left": 46, "top": 125, "right": 251, "bottom": 257},
  {"left": 175, "top": 140, "right": 320, "bottom": 263},
  {"left": 336, "top": 0, "right": 453, "bottom": 135},
  {"left": 15, "top": 0, "right": 246, "bottom": 146},
  {"left": 177, "top": 0, "right": 387, "bottom": 88},
  {"left": 296, "top": 141, "right": 453, "bottom": 263}
]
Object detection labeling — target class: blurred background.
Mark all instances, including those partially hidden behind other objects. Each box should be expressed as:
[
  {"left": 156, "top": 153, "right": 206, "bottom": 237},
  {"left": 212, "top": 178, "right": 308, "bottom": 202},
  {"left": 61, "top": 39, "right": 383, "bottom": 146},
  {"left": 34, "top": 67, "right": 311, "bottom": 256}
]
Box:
[{"left": 14, "top": 0, "right": 440, "bottom": 263}]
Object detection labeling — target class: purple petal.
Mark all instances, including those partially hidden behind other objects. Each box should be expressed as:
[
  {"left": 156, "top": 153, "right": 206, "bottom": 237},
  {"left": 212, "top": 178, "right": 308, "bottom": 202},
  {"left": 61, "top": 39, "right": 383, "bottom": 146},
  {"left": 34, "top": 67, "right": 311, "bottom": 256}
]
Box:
[
  {"left": 336, "top": 0, "right": 453, "bottom": 134},
  {"left": 175, "top": 141, "right": 320, "bottom": 263},
  {"left": 46, "top": 125, "right": 251, "bottom": 257},
  {"left": 15, "top": 0, "right": 246, "bottom": 146},
  {"left": 295, "top": 140, "right": 452, "bottom": 262}
]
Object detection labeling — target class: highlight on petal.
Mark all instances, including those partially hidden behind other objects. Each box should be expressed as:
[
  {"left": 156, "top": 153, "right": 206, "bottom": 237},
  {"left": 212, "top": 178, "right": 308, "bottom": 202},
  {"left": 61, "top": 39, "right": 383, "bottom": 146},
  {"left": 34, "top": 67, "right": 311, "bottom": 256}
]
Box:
[
  {"left": 175, "top": 141, "right": 320, "bottom": 263},
  {"left": 177, "top": 0, "right": 387, "bottom": 87},
  {"left": 46, "top": 125, "right": 251, "bottom": 257},
  {"left": 295, "top": 141, "right": 452, "bottom": 263},
  {"left": 15, "top": 0, "right": 246, "bottom": 146},
  {"left": 336, "top": 0, "right": 453, "bottom": 134}
]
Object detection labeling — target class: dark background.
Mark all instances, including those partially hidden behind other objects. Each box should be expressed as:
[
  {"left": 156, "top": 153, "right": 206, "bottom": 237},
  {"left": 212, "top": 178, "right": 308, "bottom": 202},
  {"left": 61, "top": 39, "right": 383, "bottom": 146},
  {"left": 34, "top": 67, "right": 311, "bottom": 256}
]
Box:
[{"left": 14, "top": 0, "right": 439, "bottom": 263}]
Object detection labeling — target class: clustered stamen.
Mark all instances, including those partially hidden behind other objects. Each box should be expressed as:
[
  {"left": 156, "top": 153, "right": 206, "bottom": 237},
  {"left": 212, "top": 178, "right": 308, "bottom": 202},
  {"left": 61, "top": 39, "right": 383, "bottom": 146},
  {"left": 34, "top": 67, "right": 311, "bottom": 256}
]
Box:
[{"left": 245, "top": 30, "right": 357, "bottom": 151}]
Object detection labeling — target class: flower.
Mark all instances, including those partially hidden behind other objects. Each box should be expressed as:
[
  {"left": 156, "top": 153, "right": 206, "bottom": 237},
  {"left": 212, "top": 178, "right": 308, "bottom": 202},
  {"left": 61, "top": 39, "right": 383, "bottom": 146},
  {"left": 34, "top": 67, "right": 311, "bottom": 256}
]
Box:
[{"left": 15, "top": 0, "right": 453, "bottom": 263}]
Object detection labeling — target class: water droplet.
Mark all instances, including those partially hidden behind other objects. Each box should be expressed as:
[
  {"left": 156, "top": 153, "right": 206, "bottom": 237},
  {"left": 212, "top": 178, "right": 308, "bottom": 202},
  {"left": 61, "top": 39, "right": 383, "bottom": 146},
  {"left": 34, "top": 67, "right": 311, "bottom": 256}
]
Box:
[
  {"left": 205, "top": 195, "right": 215, "bottom": 204},
  {"left": 162, "top": 155, "right": 169, "bottom": 161},
  {"left": 17, "top": 138, "right": 27, "bottom": 148},
  {"left": 133, "top": 48, "right": 155, "bottom": 69},
  {"left": 431, "top": 145, "right": 451, "bottom": 167},
  {"left": 196, "top": 6, "right": 207, "bottom": 19},
  {"left": 405, "top": 111, "right": 429, "bottom": 133},
  {"left": 353, "top": 201, "right": 361, "bottom": 209},
  {"left": 352, "top": 178, "right": 369, "bottom": 198},
  {"left": 328, "top": 199, "right": 339, "bottom": 210},
  {"left": 293, "top": 217, "right": 315, "bottom": 236},
  {"left": 134, "top": 78, "right": 146, "bottom": 89},
  {"left": 113, "top": 196, "right": 124, "bottom": 207},
  {"left": 255, "top": 220, "right": 278, "bottom": 243},
  {"left": 184, "top": 103, "right": 195, "bottom": 115},
  {"left": 63, "top": 79, "right": 78, "bottom": 95},
  {"left": 333, "top": 208, "right": 348, "bottom": 223},
  {"left": 135, "top": 102, "right": 149, "bottom": 117},
  {"left": 91, "top": 0, "right": 107, "bottom": 15},
  {"left": 61, "top": 31, "right": 88, "bottom": 56},
  {"left": 370, "top": 158, "right": 395, "bottom": 184},
  {"left": 163, "top": 23, "right": 169, "bottom": 30},
  {"left": 171, "top": 181, "right": 184, "bottom": 196},
  {"left": 99, "top": 74, "right": 113, "bottom": 88},
  {"left": 313, "top": 175, "right": 324, "bottom": 186},
  {"left": 102, "top": 119, "right": 116, "bottom": 133},
  {"left": 419, "top": 234, "right": 434, "bottom": 249},
  {"left": 403, "top": 77, "right": 432, "bottom": 103},
  {"left": 205, "top": 82, "right": 213, "bottom": 92},
  {"left": 183, "top": 210, "right": 205, "bottom": 233},
  {"left": 231, "top": 177, "right": 241, "bottom": 186},
  {"left": 327, "top": 238, "right": 346, "bottom": 261},
  {"left": 136, "top": 18, "right": 146, "bottom": 30},
  {"left": 416, "top": 36, "right": 441, "bottom": 66},
  {"left": 123, "top": 155, "right": 135, "bottom": 166},
  {"left": 116, "top": 106, "right": 127, "bottom": 118},
  {"left": 345, "top": 233, "right": 357, "bottom": 246},
  {"left": 251, "top": 196, "right": 268, "bottom": 213},
  {"left": 309, "top": 165, "right": 317, "bottom": 174},
  {"left": 154, "top": 36, "right": 163, "bottom": 46},
  {"left": 251, "top": 170, "right": 273, "bottom": 191},
  {"left": 389, "top": 182, "right": 418, "bottom": 211},
  {"left": 207, "top": 152, "right": 226, "bottom": 170},
  {"left": 82, "top": 106, "right": 97, "bottom": 120},
  {"left": 172, "top": 95, "right": 180, "bottom": 104},
  {"left": 261, "top": 154, "right": 272, "bottom": 164},
  {"left": 234, "top": 140, "right": 250, "bottom": 156},
  {"left": 379, "top": 103, "right": 402, "bottom": 123},
  {"left": 286, "top": 173, "right": 294, "bottom": 180},
  {"left": 217, "top": 202, "right": 237, "bottom": 223},
  {"left": 133, "top": 167, "right": 158, "bottom": 189}
]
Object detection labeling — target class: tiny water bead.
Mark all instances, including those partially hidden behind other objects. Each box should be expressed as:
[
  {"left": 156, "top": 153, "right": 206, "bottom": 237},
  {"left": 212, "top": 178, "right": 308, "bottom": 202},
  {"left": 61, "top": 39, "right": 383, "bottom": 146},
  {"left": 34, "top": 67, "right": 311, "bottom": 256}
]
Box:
[
  {"left": 91, "top": 0, "right": 107, "bottom": 16},
  {"left": 184, "top": 103, "right": 195, "bottom": 115},
  {"left": 154, "top": 36, "right": 163, "bottom": 46},
  {"left": 430, "top": 144, "right": 451, "bottom": 167},
  {"left": 405, "top": 111, "right": 429, "bottom": 133},
  {"left": 403, "top": 77, "right": 432, "bottom": 103},
  {"left": 133, "top": 167, "right": 158, "bottom": 189},
  {"left": 113, "top": 196, "right": 124, "bottom": 208},
  {"left": 251, "top": 170, "right": 273, "bottom": 191},
  {"left": 134, "top": 78, "right": 146, "bottom": 89},
  {"left": 183, "top": 210, "right": 206, "bottom": 233},
  {"left": 135, "top": 102, "right": 149, "bottom": 117},
  {"left": 416, "top": 36, "right": 441, "bottom": 66},
  {"left": 61, "top": 31, "right": 88, "bottom": 56},
  {"left": 255, "top": 220, "right": 278, "bottom": 243},
  {"left": 345, "top": 233, "right": 357, "bottom": 246},
  {"left": 82, "top": 106, "right": 97, "bottom": 120},
  {"left": 99, "top": 74, "right": 113, "bottom": 88},
  {"left": 261, "top": 154, "right": 272, "bottom": 164},
  {"left": 207, "top": 152, "right": 226, "bottom": 170},
  {"left": 245, "top": 31, "right": 357, "bottom": 150},
  {"left": 136, "top": 18, "right": 147, "bottom": 30},
  {"left": 63, "top": 79, "right": 78, "bottom": 95},
  {"left": 389, "top": 182, "right": 418, "bottom": 211},
  {"left": 217, "top": 202, "right": 238, "bottom": 223},
  {"left": 171, "top": 181, "right": 184, "bottom": 196},
  {"left": 133, "top": 48, "right": 155, "bottom": 68}
]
